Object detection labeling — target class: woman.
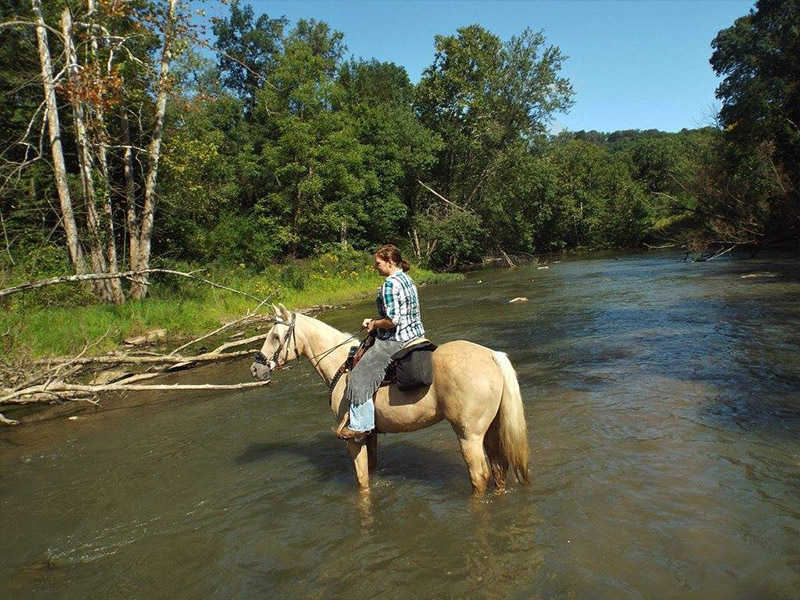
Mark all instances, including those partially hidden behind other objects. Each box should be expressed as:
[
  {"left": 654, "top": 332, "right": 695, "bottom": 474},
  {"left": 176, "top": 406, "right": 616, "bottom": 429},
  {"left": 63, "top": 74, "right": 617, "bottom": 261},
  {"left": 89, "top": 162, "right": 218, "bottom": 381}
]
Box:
[{"left": 336, "top": 244, "right": 425, "bottom": 441}]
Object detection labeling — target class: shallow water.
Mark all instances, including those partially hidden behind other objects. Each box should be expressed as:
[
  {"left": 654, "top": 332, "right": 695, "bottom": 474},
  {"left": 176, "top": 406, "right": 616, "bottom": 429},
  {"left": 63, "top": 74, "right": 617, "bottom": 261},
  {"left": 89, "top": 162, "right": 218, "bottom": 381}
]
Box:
[{"left": 2, "top": 251, "right": 799, "bottom": 599}]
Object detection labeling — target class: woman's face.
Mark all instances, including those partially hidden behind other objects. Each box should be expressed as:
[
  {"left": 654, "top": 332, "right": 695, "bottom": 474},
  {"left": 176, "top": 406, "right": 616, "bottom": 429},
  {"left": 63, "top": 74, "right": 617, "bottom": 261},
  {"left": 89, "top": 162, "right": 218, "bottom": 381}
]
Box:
[{"left": 374, "top": 255, "right": 395, "bottom": 276}]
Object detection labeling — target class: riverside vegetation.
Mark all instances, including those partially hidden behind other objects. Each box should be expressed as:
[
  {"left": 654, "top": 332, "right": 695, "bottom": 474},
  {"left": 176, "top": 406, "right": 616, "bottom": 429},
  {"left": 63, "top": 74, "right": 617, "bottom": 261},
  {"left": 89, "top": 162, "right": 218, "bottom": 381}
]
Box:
[
  {"left": 1, "top": 0, "right": 798, "bottom": 359},
  {"left": 0, "top": 248, "right": 461, "bottom": 360}
]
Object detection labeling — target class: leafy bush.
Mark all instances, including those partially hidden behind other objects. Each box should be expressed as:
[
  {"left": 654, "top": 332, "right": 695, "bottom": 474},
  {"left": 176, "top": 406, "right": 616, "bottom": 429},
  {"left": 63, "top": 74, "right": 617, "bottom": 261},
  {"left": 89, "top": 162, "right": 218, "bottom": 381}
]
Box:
[
  {"left": 201, "top": 214, "right": 280, "bottom": 271},
  {"left": 414, "top": 209, "right": 487, "bottom": 269}
]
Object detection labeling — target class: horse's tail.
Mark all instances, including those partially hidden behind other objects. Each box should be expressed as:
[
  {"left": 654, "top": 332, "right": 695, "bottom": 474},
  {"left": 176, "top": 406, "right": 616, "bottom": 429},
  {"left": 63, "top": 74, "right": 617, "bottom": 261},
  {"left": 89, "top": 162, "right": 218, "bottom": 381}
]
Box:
[{"left": 488, "top": 352, "right": 530, "bottom": 485}]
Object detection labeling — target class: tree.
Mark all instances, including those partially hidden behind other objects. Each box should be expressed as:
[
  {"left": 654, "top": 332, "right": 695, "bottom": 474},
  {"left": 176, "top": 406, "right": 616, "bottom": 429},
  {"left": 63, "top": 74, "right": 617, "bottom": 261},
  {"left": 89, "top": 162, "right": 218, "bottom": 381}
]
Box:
[
  {"left": 414, "top": 25, "right": 573, "bottom": 266},
  {"left": 710, "top": 0, "right": 799, "bottom": 242},
  {"left": 212, "top": 0, "right": 286, "bottom": 114},
  {"left": 28, "top": 0, "right": 85, "bottom": 276},
  {"left": 2, "top": 0, "right": 189, "bottom": 301},
  {"left": 548, "top": 140, "right": 650, "bottom": 248},
  {"left": 337, "top": 59, "right": 441, "bottom": 247},
  {"left": 254, "top": 19, "right": 358, "bottom": 257}
]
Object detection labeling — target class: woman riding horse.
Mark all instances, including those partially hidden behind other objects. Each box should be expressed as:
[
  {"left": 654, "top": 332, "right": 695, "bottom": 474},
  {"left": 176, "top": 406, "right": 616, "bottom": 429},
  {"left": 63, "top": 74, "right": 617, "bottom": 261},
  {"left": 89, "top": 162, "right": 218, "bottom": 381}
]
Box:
[
  {"left": 251, "top": 254, "right": 530, "bottom": 494},
  {"left": 337, "top": 244, "right": 425, "bottom": 442}
]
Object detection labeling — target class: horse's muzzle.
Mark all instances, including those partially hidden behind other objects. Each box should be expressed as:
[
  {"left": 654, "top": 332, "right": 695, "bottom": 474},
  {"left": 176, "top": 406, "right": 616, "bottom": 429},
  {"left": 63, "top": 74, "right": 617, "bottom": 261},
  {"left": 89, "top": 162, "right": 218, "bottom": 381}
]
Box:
[{"left": 250, "top": 361, "right": 271, "bottom": 381}]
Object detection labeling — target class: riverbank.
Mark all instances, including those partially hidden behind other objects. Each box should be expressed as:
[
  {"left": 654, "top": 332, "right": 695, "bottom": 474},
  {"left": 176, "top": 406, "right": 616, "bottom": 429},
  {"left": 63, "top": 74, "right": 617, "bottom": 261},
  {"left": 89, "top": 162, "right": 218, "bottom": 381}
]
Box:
[{"left": 0, "top": 253, "right": 462, "bottom": 361}]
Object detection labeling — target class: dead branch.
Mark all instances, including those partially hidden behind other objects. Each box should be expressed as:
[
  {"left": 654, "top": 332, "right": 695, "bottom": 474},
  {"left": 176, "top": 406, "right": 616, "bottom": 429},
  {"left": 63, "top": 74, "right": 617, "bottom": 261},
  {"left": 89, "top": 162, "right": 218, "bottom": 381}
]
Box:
[
  {"left": 1, "top": 380, "right": 271, "bottom": 405},
  {"left": 643, "top": 243, "right": 679, "bottom": 250},
  {"left": 0, "top": 412, "right": 19, "bottom": 425},
  {"left": 0, "top": 19, "right": 64, "bottom": 39},
  {"left": 165, "top": 332, "right": 270, "bottom": 372},
  {"left": 33, "top": 348, "right": 252, "bottom": 367},
  {"left": 498, "top": 247, "right": 516, "bottom": 268},
  {"left": 1, "top": 297, "right": 283, "bottom": 423},
  {"left": 463, "top": 161, "right": 494, "bottom": 209},
  {"left": 0, "top": 268, "right": 264, "bottom": 301},
  {"left": 704, "top": 245, "right": 738, "bottom": 261},
  {"left": 210, "top": 332, "right": 269, "bottom": 354},
  {"left": 168, "top": 292, "right": 277, "bottom": 356},
  {"left": 417, "top": 180, "right": 474, "bottom": 214}
]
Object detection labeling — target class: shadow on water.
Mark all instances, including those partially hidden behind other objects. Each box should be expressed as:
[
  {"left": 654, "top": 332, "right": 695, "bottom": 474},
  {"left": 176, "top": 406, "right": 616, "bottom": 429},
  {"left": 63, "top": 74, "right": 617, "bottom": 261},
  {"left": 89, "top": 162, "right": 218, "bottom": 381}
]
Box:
[
  {"left": 236, "top": 434, "right": 467, "bottom": 488},
  {"left": 700, "top": 394, "right": 800, "bottom": 437}
]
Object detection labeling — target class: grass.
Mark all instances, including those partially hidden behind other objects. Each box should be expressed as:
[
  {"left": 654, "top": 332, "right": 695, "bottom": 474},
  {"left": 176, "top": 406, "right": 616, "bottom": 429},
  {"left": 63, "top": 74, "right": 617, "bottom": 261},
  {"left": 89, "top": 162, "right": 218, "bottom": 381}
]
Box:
[{"left": 0, "top": 257, "right": 463, "bottom": 361}]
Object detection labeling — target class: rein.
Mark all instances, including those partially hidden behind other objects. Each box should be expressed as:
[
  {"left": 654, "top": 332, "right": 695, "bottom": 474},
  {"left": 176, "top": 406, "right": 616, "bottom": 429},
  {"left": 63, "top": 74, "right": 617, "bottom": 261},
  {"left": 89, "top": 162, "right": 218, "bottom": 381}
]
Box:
[{"left": 253, "top": 313, "right": 361, "bottom": 387}]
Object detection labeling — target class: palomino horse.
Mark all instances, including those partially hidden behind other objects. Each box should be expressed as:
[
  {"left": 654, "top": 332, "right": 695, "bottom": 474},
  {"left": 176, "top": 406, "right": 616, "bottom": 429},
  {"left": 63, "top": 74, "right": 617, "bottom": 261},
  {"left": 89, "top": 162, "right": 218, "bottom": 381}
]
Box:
[{"left": 250, "top": 304, "right": 530, "bottom": 494}]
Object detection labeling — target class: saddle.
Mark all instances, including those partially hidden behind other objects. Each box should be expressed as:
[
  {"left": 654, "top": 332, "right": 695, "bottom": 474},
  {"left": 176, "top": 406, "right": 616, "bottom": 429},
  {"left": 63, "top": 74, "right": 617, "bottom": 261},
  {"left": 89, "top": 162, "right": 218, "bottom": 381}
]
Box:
[{"left": 329, "top": 334, "right": 437, "bottom": 403}]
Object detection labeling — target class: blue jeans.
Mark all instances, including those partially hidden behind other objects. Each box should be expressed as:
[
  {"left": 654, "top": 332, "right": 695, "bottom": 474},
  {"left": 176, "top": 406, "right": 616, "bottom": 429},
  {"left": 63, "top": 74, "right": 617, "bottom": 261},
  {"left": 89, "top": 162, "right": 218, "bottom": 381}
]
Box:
[
  {"left": 349, "top": 398, "right": 375, "bottom": 432},
  {"left": 345, "top": 338, "right": 404, "bottom": 432}
]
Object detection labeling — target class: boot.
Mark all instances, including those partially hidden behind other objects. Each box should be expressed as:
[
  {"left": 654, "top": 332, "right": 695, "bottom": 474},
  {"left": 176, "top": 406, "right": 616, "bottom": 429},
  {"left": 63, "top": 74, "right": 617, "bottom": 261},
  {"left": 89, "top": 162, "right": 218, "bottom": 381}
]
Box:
[{"left": 332, "top": 425, "right": 371, "bottom": 442}]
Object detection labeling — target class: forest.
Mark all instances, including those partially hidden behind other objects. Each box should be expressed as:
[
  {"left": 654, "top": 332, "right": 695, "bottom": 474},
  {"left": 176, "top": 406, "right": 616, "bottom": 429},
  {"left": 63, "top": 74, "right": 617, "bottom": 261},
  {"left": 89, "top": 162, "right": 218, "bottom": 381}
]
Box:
[{"left": 0, "top": 0, "right": 797, "bottom": 307}]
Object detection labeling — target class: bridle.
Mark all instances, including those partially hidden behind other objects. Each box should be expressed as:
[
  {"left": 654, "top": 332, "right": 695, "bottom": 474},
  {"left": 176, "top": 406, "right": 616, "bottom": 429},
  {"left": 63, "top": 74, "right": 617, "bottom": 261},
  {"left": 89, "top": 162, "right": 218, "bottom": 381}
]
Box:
[
  {"left": 253, "top": 312, "right": 361, "bottom": 375},
  {"left": 253, "top": 312, "right": 300, "bottom": 371}
]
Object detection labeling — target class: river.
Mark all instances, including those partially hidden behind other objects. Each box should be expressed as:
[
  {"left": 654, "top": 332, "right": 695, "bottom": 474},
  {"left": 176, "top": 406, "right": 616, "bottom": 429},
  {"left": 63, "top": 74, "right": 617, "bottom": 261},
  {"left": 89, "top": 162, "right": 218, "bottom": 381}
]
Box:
[{"left": 2, "top": 250, "right": 799, "bottom": 599}]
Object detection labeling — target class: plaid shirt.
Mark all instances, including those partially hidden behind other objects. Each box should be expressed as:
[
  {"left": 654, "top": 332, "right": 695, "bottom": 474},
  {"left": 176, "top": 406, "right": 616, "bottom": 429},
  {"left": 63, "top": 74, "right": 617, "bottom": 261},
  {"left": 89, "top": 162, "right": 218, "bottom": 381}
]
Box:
[{"left": 376, "top": 270, "right": 425, "bottom": 342}]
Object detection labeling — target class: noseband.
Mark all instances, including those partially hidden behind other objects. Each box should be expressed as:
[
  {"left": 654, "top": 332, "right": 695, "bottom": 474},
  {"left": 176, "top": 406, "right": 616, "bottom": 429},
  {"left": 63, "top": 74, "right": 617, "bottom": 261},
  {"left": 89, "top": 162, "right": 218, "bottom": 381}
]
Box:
[{"left": 253, "top": 312, "right": 300, "bottom": 370}]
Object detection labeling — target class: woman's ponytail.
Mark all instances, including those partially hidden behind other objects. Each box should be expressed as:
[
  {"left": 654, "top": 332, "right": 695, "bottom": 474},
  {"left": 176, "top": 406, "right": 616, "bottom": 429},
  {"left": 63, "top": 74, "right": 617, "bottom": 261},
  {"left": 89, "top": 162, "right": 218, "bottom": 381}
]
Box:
[{"left": 375, "top": 244, "right": 411, "bottom": 271}]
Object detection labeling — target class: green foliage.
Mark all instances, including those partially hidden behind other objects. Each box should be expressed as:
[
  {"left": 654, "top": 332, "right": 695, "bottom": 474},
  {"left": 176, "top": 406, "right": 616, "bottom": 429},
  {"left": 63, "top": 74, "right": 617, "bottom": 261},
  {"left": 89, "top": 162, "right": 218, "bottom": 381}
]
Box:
[
  {"left": 548, "top": 140, "right": 651, "bottom": 248},
  {"left": 212, "top": 0, "right": 287, "bottom": 112},
  {"left": 709, "top": 0, "right": 799, "bottom": 242},
  {"left": 711, "top": 0, "right": 799, "bottom": 157},
  {"left": 0, "top": 251, "right": 458, "bottom": 360},
  {"left": 415, "top": 209, "right": 486, "bottom": 269},
  {"left": 415, "top": 24, "right": 573, "bottom": 207},
  {"left": 411, "top": 24, "right": 574, "bottom": 266},
  {"left": 6, "top": 0, "right": 798, "bottom": 329}
]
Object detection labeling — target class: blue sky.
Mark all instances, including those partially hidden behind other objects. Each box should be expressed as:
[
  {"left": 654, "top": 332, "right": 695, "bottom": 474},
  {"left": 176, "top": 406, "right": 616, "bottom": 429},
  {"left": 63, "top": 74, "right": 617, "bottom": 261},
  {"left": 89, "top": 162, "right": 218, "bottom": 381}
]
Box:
[{"left": 202, "top": 0, "right": 755, "bottom": 133}]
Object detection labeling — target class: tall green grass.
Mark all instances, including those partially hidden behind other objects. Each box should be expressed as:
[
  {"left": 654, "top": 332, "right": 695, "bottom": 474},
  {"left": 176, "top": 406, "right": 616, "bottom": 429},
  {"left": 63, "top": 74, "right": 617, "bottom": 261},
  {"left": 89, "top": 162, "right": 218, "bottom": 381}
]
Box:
[{"left": 1, "top": 254, "right": 462, "bottom": 360}]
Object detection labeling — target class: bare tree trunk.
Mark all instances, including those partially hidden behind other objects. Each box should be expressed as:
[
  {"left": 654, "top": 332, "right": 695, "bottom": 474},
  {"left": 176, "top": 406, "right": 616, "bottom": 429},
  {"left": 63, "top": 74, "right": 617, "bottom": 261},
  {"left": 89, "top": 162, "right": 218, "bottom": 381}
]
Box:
[
  {"left": 86, "top": 0, "right": 123, "bottom": 303},
  {"left": 61, "top": 7, "right": 115, "bottom": 302},
  {"left": 31, "top": 0, "right": 86, "bottom": 273},
  {"left": 121, "top": 108, "right": 140, "bottom": 280},
  {"left": 411, "top": 228, "right": 421, "bottom": 262},
  {"left": 131, "top": 0, "right": 177, "bottom": 300}
]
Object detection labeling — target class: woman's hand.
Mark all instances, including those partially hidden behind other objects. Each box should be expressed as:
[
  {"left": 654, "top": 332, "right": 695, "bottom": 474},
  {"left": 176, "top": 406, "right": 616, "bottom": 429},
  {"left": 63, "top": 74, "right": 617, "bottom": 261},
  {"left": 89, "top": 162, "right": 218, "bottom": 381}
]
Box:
[{"left": 363, "top": 317, "right": 394, "bottom": 333}]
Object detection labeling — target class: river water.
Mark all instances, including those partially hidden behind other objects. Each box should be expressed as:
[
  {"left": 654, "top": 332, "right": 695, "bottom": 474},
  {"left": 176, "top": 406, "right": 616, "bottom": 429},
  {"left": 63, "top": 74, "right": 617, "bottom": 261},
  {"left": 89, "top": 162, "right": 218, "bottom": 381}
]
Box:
[{"left": 2, "top": 251, "right": 799, "bottom": 599}]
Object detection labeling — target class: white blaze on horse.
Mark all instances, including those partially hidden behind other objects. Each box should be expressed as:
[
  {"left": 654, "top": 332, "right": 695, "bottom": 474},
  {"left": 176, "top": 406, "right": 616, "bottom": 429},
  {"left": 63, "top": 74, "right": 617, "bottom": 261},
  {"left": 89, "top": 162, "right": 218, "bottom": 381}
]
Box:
[{"left": 251, "top": 304, "right": 530, "bottom": 495}]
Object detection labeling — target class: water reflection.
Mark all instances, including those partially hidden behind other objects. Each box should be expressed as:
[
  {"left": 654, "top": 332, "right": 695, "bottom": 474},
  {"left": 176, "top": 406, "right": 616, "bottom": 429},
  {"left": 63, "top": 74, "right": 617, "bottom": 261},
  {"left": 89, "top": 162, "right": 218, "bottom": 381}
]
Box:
[{"left": 2, "top": 251, "right": 800, "bottom": 599}]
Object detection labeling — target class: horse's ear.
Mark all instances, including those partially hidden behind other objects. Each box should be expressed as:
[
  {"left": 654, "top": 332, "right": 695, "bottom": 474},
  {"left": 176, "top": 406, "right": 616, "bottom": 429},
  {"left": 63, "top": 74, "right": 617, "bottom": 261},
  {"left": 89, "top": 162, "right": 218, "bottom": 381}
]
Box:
[
  {"left": 270, "top": 304, "right": 280, "bottom": 319},
  {"left": 278, "top": 303, "right": 291, "bottom": 321}
]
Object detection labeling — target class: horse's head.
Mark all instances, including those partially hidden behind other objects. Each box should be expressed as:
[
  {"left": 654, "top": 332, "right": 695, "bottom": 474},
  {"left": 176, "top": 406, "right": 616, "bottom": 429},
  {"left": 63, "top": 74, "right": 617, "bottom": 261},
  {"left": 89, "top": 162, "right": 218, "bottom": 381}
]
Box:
[{"left": 250, "top": 303, "right": 301, "bottom": 381}]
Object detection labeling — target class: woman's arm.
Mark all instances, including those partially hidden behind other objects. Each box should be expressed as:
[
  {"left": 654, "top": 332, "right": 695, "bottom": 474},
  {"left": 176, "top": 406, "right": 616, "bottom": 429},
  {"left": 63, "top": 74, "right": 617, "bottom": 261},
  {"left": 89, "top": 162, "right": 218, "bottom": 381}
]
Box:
[
  {"left": 364, "top": 317, "right": 395, "bottom": 332},
  {"left": 363, "top": 278, "right": 401, "bottom": 332}
]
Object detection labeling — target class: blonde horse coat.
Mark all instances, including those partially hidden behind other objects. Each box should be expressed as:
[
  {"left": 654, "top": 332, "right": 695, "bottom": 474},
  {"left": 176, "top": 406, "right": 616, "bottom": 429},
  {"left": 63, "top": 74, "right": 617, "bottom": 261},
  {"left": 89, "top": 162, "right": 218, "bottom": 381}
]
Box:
[{"left": 253, "top": 306, "right": 530, "bottom": 494}]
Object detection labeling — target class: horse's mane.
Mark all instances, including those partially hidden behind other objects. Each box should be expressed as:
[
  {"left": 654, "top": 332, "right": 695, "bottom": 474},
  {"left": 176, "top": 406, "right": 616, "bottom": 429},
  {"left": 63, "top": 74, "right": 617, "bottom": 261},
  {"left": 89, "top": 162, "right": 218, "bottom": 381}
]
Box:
[{"left": 296, "top": 312, "right": 353, "bottom": 344}]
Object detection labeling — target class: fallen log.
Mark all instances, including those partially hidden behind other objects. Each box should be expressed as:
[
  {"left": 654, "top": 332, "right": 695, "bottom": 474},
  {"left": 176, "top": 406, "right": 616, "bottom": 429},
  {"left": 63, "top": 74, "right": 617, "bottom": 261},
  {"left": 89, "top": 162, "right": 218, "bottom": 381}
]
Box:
[
  {"left": 1, "top": 380, "right": 271, "bottom": 405},
  {"left": 34, "top": 348, "right": 252, "bottom": 366},
  {"left": 1, "top": 294, "right": 293, "bottom": 424}
]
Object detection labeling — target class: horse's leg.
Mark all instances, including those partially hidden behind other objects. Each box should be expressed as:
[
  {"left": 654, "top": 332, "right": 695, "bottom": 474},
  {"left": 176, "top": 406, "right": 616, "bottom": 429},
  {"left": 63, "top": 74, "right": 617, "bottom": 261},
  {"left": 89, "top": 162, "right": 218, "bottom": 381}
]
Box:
[
  {"left": 346, "top": 439, "right": 370, "bottom": 488},
  {"left": 366, "top": 433, "right": 378, "bottom": 473},
  {"left": 457, "top": 435, "right": 490, "bottom": 495},
  {"left": 483, "top": 420, "right": 508, "bottom": 491}
]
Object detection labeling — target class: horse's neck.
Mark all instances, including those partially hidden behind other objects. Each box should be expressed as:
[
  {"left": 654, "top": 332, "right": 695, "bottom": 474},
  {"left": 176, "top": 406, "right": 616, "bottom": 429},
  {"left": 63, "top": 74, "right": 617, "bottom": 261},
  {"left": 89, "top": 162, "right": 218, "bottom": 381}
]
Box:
[{"left": 297, "top": 314, "right": 353, "bottom": 384}]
